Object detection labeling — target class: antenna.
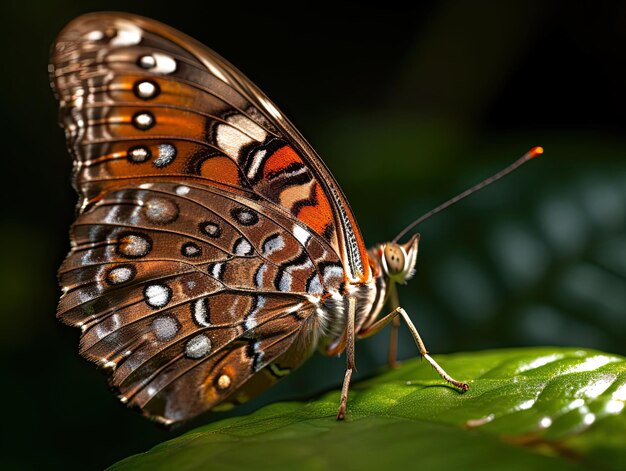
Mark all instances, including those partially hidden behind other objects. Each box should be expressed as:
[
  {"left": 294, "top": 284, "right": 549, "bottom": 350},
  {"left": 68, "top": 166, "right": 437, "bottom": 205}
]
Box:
[{"left": 392, "top": 146, "right": 543, "bottom": 243}]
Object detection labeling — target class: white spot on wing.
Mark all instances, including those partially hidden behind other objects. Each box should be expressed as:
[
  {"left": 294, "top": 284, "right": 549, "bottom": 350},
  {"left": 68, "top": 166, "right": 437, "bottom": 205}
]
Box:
[
  {"left": 216, "top": 123, "right": 254, "bottom": 158},
  {"left": 85, "top": 30, "right": 104, "bottom": 41},
  {"left": 226, "top": 114, "right": 267, "bottom": 142},
  {"left": 234, "top": 238, "right": 253, "bottom": 256},
  {"left": 278, "top": 272, "right": 292, "bottom": 292},
  {"left": 216, "top": 114, "right": 267, "bottom": 159},
  {"left": 210, "top": 262, "right": 224, "bottom": 279},
  {"left": 133, "top": 112, "right": 153, "bottom": 129},
  {"left": 107, "top": 266, "right": 133, "bottom": 284},
  {"left": 111, "top": 22, "right": 142, "bottom": 46},
  {"left": 175, "top": 185, "right": 190, "bottom": 196},
  {"left": 323, "top": 265, "right": 344, "bottom": 285},
  {"left": 143, "top": 197, "right": 178, "bottom": 224},
  {"left": 245, "top": 314, "right": 257, "bottom": 331},
  {"left": 234, "top": 209, "right": 257, "bottom": 225},
  {"left": 307, "top": 275, "right": 323, "bottom": 295},
  {"left": 247, "top": 149, "right": 267, "bottom": 179},
  {"left": 118, "top": 233, "right": 150, "bottom": 257},
  {"left": 262, "top": 235, "right": 285, "bottom": 256},
  {"left": 255, "top": 264, "right": 268, "bottom": 287},
  {"left": 192, "top": 298, "right": 210, "bottom": 326},
  {"left": 293, "top": 225, "right": 310, "bottom": 245},
  {"left": 138, "top": 55, "right": 156, "bottom": 69},
  {"left": 145, "top": 284, "right": 171, "bottom": 308},
  {"left": 202, "top": 222, "right": 220, "bottom": 237},
  {"left": 183, "top": 243, "right": 200, "bottom": 256},
  {"left": 136, "top": 81, "right": 158, "bottom": 99},
  {"left": 152, "top": 316, "right": 179, "bottom": 341},
  {"left": 128, "top": 146, "right": 150, "bottom": 163},
  {"left": 152, "top": 52, "right": 177, "bottom": 74},
  {"left": 153, "top": 143, "right": 176, "bottom": 167},
  {"left": 185, "top": 334, "right": 211, "bottom": 359}
]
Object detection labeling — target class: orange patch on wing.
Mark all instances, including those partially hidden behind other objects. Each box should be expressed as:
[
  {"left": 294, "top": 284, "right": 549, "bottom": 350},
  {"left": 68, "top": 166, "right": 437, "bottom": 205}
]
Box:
[
  {"left": 263, "top": 145, "right": 335, "bottom": 238},
  {"left": 262, "top": 145, "right": 303, "bottom": 176},
  {"left": 203, "top": 363, "right": 240, "bottom": 405},
  {"left": 296, "top": 183, "right": 335, "bottom": 236},
  {"left": 199, "top": 155, "right": 241, "bottom": 187},
  {"left": 260, "top": 144, "right": 371, "bottom": 281}
]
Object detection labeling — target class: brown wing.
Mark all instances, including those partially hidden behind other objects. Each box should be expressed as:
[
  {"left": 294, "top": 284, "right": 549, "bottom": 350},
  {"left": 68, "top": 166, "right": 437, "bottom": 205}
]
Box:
[
  {"left": 57, "top": 180, "right": 333, "bottom": 423},
  {"left": 49, "top": 12, "right": 365, "bottom": 423},
  {"left": 50, "top": 11, "right": 370, "bottom": 283}
]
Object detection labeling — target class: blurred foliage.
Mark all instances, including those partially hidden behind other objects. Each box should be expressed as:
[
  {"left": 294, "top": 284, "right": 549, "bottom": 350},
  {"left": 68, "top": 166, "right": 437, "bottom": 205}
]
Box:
[
  {"left": 1, "top": 1, "right": 624, "bottom": 470},
  {"left": 109, "top": 348, "right": 626, "bottom": 470}
]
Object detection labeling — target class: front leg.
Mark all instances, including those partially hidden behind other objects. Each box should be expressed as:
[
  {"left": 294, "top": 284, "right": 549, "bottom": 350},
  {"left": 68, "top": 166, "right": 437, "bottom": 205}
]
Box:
[
  {"left": 359, "top": 306, "right": 469, "bottom": 392},
  {"left": 337, "top": 296, "right": 356, "bottom": 420}
]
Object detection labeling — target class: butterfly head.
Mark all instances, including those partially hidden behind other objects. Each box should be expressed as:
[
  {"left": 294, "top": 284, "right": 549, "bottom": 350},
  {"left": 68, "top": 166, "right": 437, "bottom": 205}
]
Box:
[{"left": 379, "top": 233, "right": 420, "bottom": 285}]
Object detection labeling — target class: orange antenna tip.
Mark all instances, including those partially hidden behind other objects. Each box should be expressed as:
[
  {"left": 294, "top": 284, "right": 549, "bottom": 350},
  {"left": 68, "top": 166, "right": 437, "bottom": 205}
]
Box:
[{"left": 529, "top": 146, "right": 544, "bottom": 158}]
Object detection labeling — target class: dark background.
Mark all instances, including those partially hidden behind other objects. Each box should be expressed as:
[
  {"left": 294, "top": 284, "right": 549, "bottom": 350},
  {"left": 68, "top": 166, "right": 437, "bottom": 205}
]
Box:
[{"left": 1, "top": 1, "right": 625, "bottom": 469}]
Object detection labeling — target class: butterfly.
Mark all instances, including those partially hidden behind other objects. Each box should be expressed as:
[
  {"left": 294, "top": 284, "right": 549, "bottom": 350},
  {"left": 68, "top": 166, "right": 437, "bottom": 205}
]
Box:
[{"left": 50, "top": 12, "right": 476, "bottom": 425}]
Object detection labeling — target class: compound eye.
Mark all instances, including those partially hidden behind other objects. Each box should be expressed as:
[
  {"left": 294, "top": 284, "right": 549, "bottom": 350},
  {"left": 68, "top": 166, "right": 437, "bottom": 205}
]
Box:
[{"left": 383, "top": 244, "right": 405, "bottom": 275}]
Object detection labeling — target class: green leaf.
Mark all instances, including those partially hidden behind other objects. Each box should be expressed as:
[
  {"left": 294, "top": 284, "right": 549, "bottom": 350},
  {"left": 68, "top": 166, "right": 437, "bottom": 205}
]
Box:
[{"left": 109, "top": 347, "right": 626, "bottom": 471}]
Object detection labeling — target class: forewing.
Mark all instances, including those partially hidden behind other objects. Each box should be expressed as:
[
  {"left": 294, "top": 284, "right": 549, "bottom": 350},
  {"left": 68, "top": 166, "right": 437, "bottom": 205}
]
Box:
[{"left": 50, "top": 12, "right": 370, "bottom": 282}]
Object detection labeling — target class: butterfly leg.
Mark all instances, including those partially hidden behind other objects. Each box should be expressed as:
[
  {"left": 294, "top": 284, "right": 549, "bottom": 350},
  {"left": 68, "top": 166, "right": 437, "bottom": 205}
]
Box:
[
  {"left": 337, "top": 296, "right": 356, "bottom": 420},
  {"left": 388, "top": 317, "right": 401, "bottom": 368},
  {"left": 358, "top": 307, "right": 469, "bottom": 392},
  {"left": 387, "top": 284, "right": 401, "bottom": 369}
]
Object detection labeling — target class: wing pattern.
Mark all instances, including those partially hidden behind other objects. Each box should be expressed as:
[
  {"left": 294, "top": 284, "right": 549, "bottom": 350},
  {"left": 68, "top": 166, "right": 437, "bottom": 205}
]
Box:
[
  {"left": 51, "top": 12, "right": 370, "bottom": 280},
  {"left": 50, "top": 13, "right": 368, "bottom": 422}
]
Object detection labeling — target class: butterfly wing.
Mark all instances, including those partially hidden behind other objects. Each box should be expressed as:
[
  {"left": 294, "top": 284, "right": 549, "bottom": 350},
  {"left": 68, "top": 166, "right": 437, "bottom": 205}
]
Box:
[
  {"left": 58, "top": 180, "right": 333, "bottom": 422},
  {"left": 50, "top": 12, "right": 367, "bottom": 423},
  {"left": 51, "top": 11, "right": 370, "bottom": 282}
]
